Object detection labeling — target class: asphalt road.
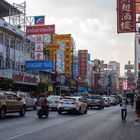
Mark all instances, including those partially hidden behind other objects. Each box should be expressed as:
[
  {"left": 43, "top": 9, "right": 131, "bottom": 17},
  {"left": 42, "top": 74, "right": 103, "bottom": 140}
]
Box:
[{"left": 0, "top": 105, "right": 139, "bottom": 140}]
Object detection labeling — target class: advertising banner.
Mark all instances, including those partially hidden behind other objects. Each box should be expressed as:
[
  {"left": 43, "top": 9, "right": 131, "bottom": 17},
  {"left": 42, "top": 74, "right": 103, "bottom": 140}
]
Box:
[
  {"left": 49, "top": 51, "right": 55, "bottom": 60},
  {"left": 35, "top": 43, "right": 44, "bottom": 51},
  {"left": 78, "top": 50, "right": 88, "bottom": 80},
  {"left": 44, "top": 34, "right": 52, "bottom": 43},
  {"left": 26, "top": 25, "right": 55, "bottom": 35},
  {"left": 136, "top": 3, "right": 140, "bottom": 14},
  {"left": 44, "top": 44, "right": 60, "bottom": 51},
  {"left": 35, "top": 52, "right": 43, "bottom": 60},
  {"left": 34, "top": 16, "right": 45, "bottom": 25},
  {"left": 25, "top": 60, "right": 54, "bottom": 70},
  {"left": 117, "top": 0, "right": 136, "bottom": 33},
  {"left": 34, "top": 35, "right": 44, "bottom": 42},
  {"left": 52, "top": 34, "right": 71, "bottom": 41},
  {"left": 135, "top": 34, "right": 140, "bottom": 77},
  {"left": 64, "top": 42, "right": 71, "bottom": 74}
]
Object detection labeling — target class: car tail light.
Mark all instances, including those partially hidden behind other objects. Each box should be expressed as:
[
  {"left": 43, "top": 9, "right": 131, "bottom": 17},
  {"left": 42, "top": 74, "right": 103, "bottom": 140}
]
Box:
[{"left": 55, "top": 101, "right": 60, "bottom": 104}]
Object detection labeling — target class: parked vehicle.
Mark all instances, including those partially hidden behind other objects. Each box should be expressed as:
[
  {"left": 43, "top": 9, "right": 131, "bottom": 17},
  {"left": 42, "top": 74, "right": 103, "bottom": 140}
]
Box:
[
  {"left": 57, "top": 96, "right": 88, "bottom": 114},
  {"left": 85, "top": 95, "right": 104, "bottom": 109},
  {"left": 0, "top": 91, "right": 26, "bottom": 119},
  {"left": 102, "top": 96, "right": 111, "bottom": 107},
  {"left": 47, "top": 95, "right": 61, "bottom": 110},
  {"left": 109, "top": 96, "right": 117, "bottom": 105},
  {"left": 14, "top": 91, "right": 37, "bottom": 110}
]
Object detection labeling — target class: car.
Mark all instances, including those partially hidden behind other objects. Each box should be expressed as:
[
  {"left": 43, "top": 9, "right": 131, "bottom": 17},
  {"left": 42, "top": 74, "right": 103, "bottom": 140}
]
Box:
[
  {"left": 85, "top": 95, "right": 105, "bottom": 109},
  {"left": 47, "top": 95, "right": 62, "bottom": 110},
  {"left": 14, "top": 91, "right": 37, "bottom": 110},
  {"left": 102, "top": 96, "right": 111, "bottom": 107},
  {"left": 0, "top": 91, "right": 26, "bottom": 119},
  {"left": 57, "top": 96, "right": 88, "bottom": 114},
  {"left": 109, "top": 96, "right": 117, "bottom": 105}
]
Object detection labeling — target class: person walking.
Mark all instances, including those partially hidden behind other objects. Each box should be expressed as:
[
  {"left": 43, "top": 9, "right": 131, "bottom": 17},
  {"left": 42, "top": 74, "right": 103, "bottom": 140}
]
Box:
[
  {"left": 120, "top": 98, "right": 128, "bottom": 122},
  {"left": 135, "top": 96, "right": 140, "bottom": 122}
]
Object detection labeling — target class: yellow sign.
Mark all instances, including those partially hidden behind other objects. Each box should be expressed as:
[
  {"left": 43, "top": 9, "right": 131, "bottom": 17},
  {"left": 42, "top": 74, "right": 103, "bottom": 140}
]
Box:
[
  {"left": 44, "top": 44, "right": 59, "bottom": 51},
  {"left": 48, "top": 86, "right": 53, "bottom": 92},
  {"left": 52, "top": 34, "right": 71, "bottom": 41},
  {"left": 50, "top": 51, "right": 55, "bottom": 60}
]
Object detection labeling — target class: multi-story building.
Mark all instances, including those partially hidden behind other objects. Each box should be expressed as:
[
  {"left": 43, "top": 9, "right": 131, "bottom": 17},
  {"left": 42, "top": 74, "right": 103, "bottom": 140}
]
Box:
[{"left": 0, "top": 1, "right": 39, "bottom": 92}]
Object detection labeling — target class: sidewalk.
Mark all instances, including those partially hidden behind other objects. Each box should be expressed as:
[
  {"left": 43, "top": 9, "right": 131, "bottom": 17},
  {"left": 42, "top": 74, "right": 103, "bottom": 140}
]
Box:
[{"left": 115, "top": 105, "right": 140, "bottom": 140}]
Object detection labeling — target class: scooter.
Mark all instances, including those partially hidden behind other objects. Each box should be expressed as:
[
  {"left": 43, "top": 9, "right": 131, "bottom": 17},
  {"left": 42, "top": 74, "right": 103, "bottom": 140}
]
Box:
[{"left": 37, "top": 105, "right": 49, "bottom": 118}]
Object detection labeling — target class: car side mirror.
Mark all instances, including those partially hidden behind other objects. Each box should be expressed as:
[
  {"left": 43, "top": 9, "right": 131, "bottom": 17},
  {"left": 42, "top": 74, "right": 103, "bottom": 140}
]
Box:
[{"left": 18, "top": 97, "right": 22, "bottom": 101}]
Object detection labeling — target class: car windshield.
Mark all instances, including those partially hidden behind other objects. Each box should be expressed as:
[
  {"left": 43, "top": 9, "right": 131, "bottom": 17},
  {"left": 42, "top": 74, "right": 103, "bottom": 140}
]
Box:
[
  {"left": 47, "top": 96, "right": 60, "bottom": 100},
  {"left": 90, "top": 95, "right": 101, "bottom": 99}
]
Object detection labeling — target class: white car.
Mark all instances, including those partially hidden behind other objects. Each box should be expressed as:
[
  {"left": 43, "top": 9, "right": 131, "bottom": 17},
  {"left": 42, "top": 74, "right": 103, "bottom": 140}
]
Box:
[
  {"left": 58, "top": 96, "right": 88, "bottom": 114},
  {"left": 14, "top": 91, "right": 37, "bottom": 110},
  {"left": 103, "top": 96, "right": 111, "bottom": 107},
  {"left": 47, "top": 95, "right": 61, "bottom": 110}
]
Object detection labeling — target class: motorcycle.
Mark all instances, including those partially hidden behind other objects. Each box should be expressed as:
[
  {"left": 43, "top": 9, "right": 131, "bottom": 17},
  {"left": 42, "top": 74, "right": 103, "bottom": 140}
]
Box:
[{"left": 37, "top": 105, "right": 49, "bottom": 118}]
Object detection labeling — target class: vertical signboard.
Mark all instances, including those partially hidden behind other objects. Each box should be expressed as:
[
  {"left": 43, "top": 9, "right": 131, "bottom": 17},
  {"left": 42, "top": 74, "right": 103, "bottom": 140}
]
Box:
[
  {"left": 64, "top": 42, "right": 71, "bottom": 75},
  {"left": 78, "top": 50, "right": 88, "bottom": 80},
  {"left": 135, "top": 34, "right": 140, "bottom": 77},
  {"left": 117, "top": 0, "right": 136, "bottom": 33}
]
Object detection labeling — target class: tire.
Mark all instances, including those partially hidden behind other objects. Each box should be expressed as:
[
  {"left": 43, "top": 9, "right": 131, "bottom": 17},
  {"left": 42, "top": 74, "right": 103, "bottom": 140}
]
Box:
[
  {"left": 84, "top": 107, "right": 88, "bottom": 114},
  {"left": 19, "top": 106, "right": 26, "bottom": 117},
  {"left": 0, "top": 107, "right": 6, "bottom": 119},
  {"left": 58, "top": 110, "right": 62, "bottom": 114}
]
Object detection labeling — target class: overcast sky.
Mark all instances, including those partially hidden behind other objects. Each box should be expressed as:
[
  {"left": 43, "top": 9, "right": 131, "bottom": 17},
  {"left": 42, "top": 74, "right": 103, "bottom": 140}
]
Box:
[{"left": 7, "top": 0, "right": 135, "bottom": 75}]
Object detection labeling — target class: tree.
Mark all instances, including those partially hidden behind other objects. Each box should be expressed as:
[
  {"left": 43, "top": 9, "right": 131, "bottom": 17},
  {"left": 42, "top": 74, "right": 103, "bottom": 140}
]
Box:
[
  {"left": 37, "top": 82, "right": 48, "bottom": 96},
  {"left": 3, "top": 79, "right": 14, "bottom": 91}
]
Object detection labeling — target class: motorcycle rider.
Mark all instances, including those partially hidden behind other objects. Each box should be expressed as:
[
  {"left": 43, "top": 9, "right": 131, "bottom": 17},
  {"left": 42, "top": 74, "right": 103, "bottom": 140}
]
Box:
[{"left": 38, "top": 94, "right": 49, "bottom": 110}]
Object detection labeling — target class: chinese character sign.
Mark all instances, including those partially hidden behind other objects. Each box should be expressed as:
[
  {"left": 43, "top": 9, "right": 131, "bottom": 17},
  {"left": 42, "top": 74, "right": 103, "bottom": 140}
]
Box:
[{"left": 117, "top": 0, "right": 136, "bottom": 33}]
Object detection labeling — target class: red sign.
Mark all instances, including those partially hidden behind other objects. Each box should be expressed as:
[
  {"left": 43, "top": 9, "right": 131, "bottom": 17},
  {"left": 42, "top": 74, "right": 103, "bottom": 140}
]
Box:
[
  {"left": 26, "top": 25, "right": 55, "bottom": 35},
  {"left": 117, "top": 0, "right": 136, "bottom": 33},
  {"left": 138, "top": 63, "right": 140, "bottom": 70}
]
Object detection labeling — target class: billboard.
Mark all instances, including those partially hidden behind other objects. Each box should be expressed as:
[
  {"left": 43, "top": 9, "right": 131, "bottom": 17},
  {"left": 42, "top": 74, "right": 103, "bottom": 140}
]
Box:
[
  {"left": 117, "top": 0, "right": 136, "bottom": 33},
  {"left": 25, "top": 60, "right": 54, "bottom": 70},
  {"left": 26, "top": 25, "right": 55, "bottom": 35},
  {"left": 64, "top": 42, "right": 71, "bottom": 75},
  {"left": 34, "top": 16, "right": 45, "bottom": 25},
  {"left": 35, "top": 43, "right": 44, "bottom": 51},
  {"left": 52, "top": 34, "right": 71, "bottom": 41},
  {"left": 78, "top": 50, "right": 88, "bottom": 80}
]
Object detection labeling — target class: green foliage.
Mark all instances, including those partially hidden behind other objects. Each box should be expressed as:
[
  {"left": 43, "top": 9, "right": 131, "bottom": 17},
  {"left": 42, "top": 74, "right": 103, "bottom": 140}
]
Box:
[{"left": 3, "top": 79, "right": 14, "bottom": 90}]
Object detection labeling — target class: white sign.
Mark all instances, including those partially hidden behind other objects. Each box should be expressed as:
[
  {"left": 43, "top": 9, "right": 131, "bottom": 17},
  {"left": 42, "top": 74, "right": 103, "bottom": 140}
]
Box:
[
  {"left": 35, "top": 52, "right": 43, "bottom": 60},
  {"left": 35, "top": 43, "right": 44, "bottom": 51}
]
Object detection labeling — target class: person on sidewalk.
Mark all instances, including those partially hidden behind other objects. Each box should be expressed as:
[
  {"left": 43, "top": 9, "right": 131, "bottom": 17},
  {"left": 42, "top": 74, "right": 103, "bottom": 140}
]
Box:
[
  {"left": 120, "top": 98, "right": 128, "bottom": 122},
  {"left": 135, "top": 96, "right": 140, "bottom": 122}
]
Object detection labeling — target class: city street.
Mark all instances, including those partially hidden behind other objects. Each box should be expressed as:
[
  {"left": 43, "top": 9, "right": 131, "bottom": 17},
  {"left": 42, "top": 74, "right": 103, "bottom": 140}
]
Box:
[{"left": 0, "top": 105, "right": 139, "bottom": 140}]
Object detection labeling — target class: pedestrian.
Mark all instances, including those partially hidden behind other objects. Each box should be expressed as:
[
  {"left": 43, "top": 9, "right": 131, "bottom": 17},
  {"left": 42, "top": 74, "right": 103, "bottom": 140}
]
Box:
[
  {"left": 120, "top": 98, "right": 128, "bottom": 122},
  {"left": 135, "top": 96, "right": 140, "bottom": 122}
]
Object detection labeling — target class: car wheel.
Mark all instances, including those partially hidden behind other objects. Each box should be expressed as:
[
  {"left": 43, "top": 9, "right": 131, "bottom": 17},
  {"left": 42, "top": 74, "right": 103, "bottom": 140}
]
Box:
[
  {"left": 33, "top": 103, "right": 38, "bottom": 110},
  {"left": 58, "top": 110, "right": 62, "bottom": 114},
  {"left": 0, "top": 107, "right": 6, "bottom": 119},
  {"left": 19, "top": 106, "right": 26, "bottom": 117},
  {"left": 84, "top": 107, "right": 88, "bottom": 114}
]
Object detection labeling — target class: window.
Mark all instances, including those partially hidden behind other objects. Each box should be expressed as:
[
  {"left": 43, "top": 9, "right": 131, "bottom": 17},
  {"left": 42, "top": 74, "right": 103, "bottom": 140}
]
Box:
[
  {"left": 0, "top": 33, "right": 3, "bottom": 44},
  {"left": 12, "top": 94, "right": 18, "bottom": 100},
  {"left": 0, "top": 92, "right": 4, "bottom": 99},
  {"left": 5, "top": 93, "right": 12, "bottom": 100}
]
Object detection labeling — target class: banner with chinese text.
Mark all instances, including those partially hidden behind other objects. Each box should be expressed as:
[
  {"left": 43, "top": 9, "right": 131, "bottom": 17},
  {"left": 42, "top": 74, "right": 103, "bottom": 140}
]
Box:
[{"left": 117, "top": 0, "right": 136, "bottom": 33}]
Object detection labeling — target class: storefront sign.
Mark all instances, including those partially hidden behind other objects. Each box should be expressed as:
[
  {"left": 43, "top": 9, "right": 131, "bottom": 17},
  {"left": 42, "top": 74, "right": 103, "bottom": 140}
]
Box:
[
  {"left": 26, "top": 25, "right": 55, "bottom": 35},
  {"left": 117, "top": 0, "right": 136, "bottom": 33},
  {"left": 25, "top": 60, "right": 54, "bottom": 70}
]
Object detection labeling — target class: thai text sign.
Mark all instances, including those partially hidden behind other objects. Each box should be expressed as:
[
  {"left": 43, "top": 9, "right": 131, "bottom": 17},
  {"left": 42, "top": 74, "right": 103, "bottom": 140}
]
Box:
[
  {"left": 25, "top": 60, "right": 54, "bottom": 70},
  {"left": 117, "top": 0, "right": 136, "bottom": 33},
  {"left": 52, "top": 34, "right": 71, "bottom": 41},
  {"left": 45, "top": 44, "right": 60, "bottom": 50},
  {"left": 26, "top": 25, "right": 55, "bottom": 35}
]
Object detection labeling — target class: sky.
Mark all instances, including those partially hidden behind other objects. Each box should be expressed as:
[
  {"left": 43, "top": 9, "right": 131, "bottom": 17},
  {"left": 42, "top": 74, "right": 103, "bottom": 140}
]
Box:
[{"left": 7, "top": 0, "right": 135, "bottom": 76}]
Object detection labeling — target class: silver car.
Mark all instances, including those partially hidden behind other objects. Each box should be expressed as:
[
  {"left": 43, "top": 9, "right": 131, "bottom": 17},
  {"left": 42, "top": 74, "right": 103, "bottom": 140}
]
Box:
[
  {"left": 47, "top": 95, "right": 61, "bottom": 110},
  {"left": 57, "top": 96, "right": 88, "bottom": 114}
]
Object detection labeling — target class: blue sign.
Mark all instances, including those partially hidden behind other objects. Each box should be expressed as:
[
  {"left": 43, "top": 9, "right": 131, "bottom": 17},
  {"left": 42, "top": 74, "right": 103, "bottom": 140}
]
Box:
[
  {"left": 77, "top": 86, "right": 88, "bottom": 92},
  {"left": 87, "top": 54, "right": 90, "bottom": 61},
  {"left": 34, "top": 16, "right": 45, "bottom": 25},
  {"left": 25, "top": 60, "right": 54, "bottom": 70}
]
